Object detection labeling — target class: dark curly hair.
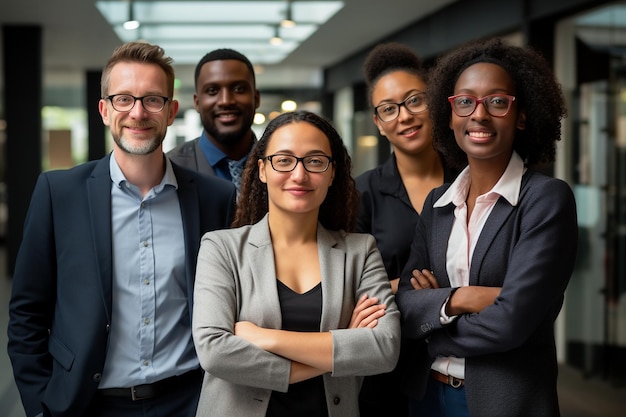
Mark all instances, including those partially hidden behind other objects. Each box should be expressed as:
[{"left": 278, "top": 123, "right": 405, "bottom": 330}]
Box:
[
  {"left": 427, "top": 37, "right": 567, "bottom": 170},
  {"left": 232, "top": 110, "right": 359, "bottom": 232},
  {"left": 363, "top": 42, "right": 426, "bottom": 102}
]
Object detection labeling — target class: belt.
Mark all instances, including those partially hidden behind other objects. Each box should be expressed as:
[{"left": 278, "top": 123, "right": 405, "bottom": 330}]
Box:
[
  {"left": 431, "top": 370, "right": 464, "bottom": 388},
  {"left": 98, "top": 368, "right": 202, "bottom": 401}
]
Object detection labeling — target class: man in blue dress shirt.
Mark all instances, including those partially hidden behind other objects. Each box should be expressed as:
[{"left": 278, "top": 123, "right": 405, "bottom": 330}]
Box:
[{"left": 7, "top": 41, "right": 236, "bottom": 417}]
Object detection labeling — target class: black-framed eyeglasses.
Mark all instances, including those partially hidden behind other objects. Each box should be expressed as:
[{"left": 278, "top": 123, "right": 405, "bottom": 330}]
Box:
[
  {"left": 374, "top": 93, "right": 427, "bottom": 122},
  {"left": 264, "top": 154, "right": 333, "bottom": 173},
  {"left": 448, "top": 94, "right": 516, "bottom": 117},
  {"left": 104, "top": 94, "right": 170, "bottom": 113}
]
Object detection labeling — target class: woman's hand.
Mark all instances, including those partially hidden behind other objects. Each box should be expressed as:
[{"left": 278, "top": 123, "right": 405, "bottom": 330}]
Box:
[
  {"left": 389, "top": 277, "right": 400, "bottom": 294},
  {"left": 447, "top": 286, "right": 502, "bottom": 315},
  {"left": 410, "top": 269, "right": 439, "bottom": 290},
  {"left": 349, "top": 294, "right": 386, "bottom": 329},
  {"left": 234, "top": 321, "right": 271, "bottom": 350}
]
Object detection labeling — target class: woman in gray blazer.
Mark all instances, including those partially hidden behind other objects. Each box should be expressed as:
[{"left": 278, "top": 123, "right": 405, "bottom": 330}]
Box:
[
  {"left": 192, "top": 110, "right": 401, "bottom": 417},
  {"left": 396, "top": 38, "right": 578, "bottom": 417}
]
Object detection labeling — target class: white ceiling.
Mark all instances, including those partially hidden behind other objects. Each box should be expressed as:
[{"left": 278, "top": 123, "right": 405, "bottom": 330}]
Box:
[
  {"left": 0, "top": 0, "right": 458, "bottom": 94},
  {"left": 95, "top": 1, "right": 346, "bottom": 66}
]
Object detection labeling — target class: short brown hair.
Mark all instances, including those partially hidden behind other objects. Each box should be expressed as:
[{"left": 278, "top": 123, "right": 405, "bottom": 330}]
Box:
[{"left": 100, "top": 41, "right": 175, "bottom": 97}]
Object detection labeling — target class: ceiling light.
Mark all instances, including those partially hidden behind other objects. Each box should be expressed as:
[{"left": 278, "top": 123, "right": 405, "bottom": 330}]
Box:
[
  {"left": 123, "top": 1, "right": 140, "bottom": 30},
  {"left": 253, "top": 113, "right": 266, "bottom": 125},
  {"left": 270, "top": 26, "right": 283, "bottom": 45},
  {"left": 96, "top": 1, "right": 344, "bottom": 65},
  {"left": 281, "top": 100, "right": 297, "bottom": 111},
  {"left": 281, "top": 1, "right": 296, "bottom": 28}
]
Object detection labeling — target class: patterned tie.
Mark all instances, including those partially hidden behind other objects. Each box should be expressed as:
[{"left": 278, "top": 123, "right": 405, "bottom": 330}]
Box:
[{"left": 228, "top": 159, "right": 244, "bottom": 192}]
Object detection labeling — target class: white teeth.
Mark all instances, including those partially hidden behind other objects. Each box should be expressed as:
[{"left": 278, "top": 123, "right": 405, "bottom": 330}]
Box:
[{"left": 469, "top": 131, "right": 492, "bottom": 138}]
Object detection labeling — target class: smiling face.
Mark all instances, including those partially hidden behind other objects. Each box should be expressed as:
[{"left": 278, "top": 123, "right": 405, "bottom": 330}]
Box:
[
  {"left": 371, "top": 70, "right": 433, "bottom": 156},
  {"left": 449, "top": 62, "right": 526, "bottom": 167},
  {"left": 194, "top": 59, "right": 260, "bottom": 149},
  {"left": 258, "top": 121, "right": 335, "bottom": 218},
  {"left": 99, "top": 61, "right": 177, "bottom": 156}
]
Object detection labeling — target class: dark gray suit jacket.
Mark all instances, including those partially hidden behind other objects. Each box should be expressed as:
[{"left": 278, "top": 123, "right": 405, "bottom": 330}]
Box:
[
  {"left": 166, "top": 132, "right": 257, "bottom": 178},
  {"left": 167, "top": 137, "right": 216, "bottom": 176},
  {"left": 396, "top": 169, "right": 578, "bottom": 417},
  {"left": 7, "top": 153, "right": 237, "bottom": 417}
]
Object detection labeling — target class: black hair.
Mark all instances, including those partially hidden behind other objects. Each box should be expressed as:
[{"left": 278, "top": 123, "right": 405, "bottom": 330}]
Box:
[
  {"left": 232, "top": 110, "right": 359, "bottom": 232},
  {"left": 362, "top": 42, "right": 425, "bottom": 102},
  {"left": 427, "top": 37, "right": 567, "bottom": 170},
  {"left": 194, "top": 48, "right": 256, "bottom": 89}
]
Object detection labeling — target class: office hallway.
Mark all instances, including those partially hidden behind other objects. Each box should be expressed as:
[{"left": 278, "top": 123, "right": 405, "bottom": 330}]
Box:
[{"left": 1, "top": 246, "right": 625, "bottom": 417}]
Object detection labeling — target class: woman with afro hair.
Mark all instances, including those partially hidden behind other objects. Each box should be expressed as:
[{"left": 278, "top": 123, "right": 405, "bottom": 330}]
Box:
[{"left": 396, "top": 38, "right": 578, "bottom": 417}]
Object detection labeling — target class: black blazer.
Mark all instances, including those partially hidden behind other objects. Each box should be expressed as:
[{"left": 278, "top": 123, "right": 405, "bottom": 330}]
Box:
[
  {"left": 396, "top": 169, "right": 578, "bottom": 417},
  {"left": 7, "top": 154, "right": 236, "bottom": 417}
]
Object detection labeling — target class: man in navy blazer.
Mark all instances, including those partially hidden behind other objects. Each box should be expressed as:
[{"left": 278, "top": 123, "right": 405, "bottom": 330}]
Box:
[{"left": 7, "top": 42, "right": 236, "bottom": 417}]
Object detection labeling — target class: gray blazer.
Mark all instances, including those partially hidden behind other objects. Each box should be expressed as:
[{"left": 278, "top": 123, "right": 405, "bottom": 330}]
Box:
[{"left": 192, "top": 215, "right": 401, "bottom": 417}]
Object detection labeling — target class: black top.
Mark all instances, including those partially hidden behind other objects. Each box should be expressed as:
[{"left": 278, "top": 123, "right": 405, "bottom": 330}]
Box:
[
  {"left": 356, "top": 153, "right": 457, "bottom": 279},
  {"left": 355, "top": 153, "right": 457, "bottom": 413},
  {"left": 266, "top": 281, "right": 328, "bottom": 417}
]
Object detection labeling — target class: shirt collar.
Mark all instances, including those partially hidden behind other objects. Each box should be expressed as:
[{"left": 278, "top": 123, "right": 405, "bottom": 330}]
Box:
[
  {"left": 199, "top": 130, "right": 229, "bottom": 166},
  {"left": 434, "top": 151, "right": 525, "bottom": 208},
  {"left": 109, "top": 151, "right": 178, "bottom": 191}
]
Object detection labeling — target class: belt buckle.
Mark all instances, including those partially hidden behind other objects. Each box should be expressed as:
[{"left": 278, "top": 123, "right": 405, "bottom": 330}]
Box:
[
  {"left": 131, "top": 385, "right": 152, "bottom": 401},
  {"left": 447, "top": 375, "right": 463, "bottom": 388}
]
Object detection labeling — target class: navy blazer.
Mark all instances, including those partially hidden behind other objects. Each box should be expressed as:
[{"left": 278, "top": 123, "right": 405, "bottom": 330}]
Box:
[
  {"left": 396, "top": 169, "right": 578, "bottom": 417},
  {"left": 7, "top": 154, "right": 236, "bottom": 417}
]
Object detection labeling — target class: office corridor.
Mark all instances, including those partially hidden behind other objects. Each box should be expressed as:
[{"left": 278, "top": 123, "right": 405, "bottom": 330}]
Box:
[{"left": 1, "top": 246, "right": 625, "bottom": 417}]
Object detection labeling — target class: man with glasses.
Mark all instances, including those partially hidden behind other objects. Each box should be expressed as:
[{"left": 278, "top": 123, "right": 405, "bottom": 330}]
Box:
[
  {"left": 167, "top": 48, "right": 260, "bottom": 192},
  {"left": 7, "top": 41, "right": 236, "bottom": 417}
]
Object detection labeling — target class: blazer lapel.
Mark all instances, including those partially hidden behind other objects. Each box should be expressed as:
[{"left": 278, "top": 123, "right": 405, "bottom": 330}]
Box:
[
  {"left": 172, "top": 164, "right": 201, "bottom": 315},
  {"left": 247, "top": 216, "right": 283, "bottom": 328},
  {"left": 86, "top": 155, "right": 114, "bottom": 321},
  {"left": 432, "top": 203, "right": 455, "bottom": 287},
  {"left": 317, "top": 226, "right": 344, "bottom": 331},
  {"left": 470, "top": 198, "right": 515, "bottom": 285}
]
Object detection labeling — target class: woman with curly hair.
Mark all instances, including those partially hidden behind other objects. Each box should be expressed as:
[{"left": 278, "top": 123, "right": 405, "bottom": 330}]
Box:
[
  {"left": 396, "top": 38, "right": 578, "bottom": 416},
  {"left": 192, "top": 110, "right": 401, "bottom": 417},
  {"left": 356, "top": 41, "right": 457, "bottom": 417}
]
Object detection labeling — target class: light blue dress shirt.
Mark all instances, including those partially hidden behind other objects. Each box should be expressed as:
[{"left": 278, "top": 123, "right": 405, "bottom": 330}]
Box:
[{"left": 99, "top": 153, "right": 199, "bottom": 388}]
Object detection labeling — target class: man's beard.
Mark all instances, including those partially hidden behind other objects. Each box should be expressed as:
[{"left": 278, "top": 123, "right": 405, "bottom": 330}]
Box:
[
  {"left": 114, "top": 133, "right": 162, "bottom": 155},
  {"left": 205, "top": 115, "right": 253, "bottom": 147}
]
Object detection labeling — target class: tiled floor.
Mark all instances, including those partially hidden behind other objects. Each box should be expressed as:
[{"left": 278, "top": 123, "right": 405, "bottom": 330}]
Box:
[{"left": 2, "top": 246, "right": 626, "bottom": 417}]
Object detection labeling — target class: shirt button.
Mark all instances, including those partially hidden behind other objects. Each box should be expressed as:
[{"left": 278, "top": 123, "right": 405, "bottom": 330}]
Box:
[
  {"left": 142, "top": 241, "right": 148, "bottom": 247},
  {"left": 333, "top": 396, "right": 340, "bottom": 405},
  {"left": 143, "top": 360, "right": 149, "bottom": 366},
  {"left": 93, "top": 373, "right": 102, "bottom": 382},
  {"left": 144, "top": 279, "right": 150, "bottom": 285},
  {"left": 144, "top": 317, "right": 150, "bottom": 325}
]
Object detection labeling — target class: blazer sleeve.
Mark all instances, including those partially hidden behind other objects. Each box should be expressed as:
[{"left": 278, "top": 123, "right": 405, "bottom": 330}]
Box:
[
  {"left": 192, "top": 231, "right": 291, "bottom": 393},
  {"left": 7, "top": 173, "right": 57, "bottom": 416},
  {"left": 330, "top": 234, "right": 401, "bottom": 377},
  {"left": 396, "top": 188, "right": 456, "bottom": 340},
  {"left": 427, "top": 177, "right": 577, "bottom": 358}
]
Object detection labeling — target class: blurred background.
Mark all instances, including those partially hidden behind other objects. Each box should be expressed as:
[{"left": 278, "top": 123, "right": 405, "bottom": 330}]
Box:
[{"left": 2, "top": 1, "right": 626, "bottom": 416}]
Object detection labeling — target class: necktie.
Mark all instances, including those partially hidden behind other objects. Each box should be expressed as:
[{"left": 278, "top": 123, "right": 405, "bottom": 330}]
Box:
[{"left": 228, "top": 159, "right": 244, "bottom": 191}]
